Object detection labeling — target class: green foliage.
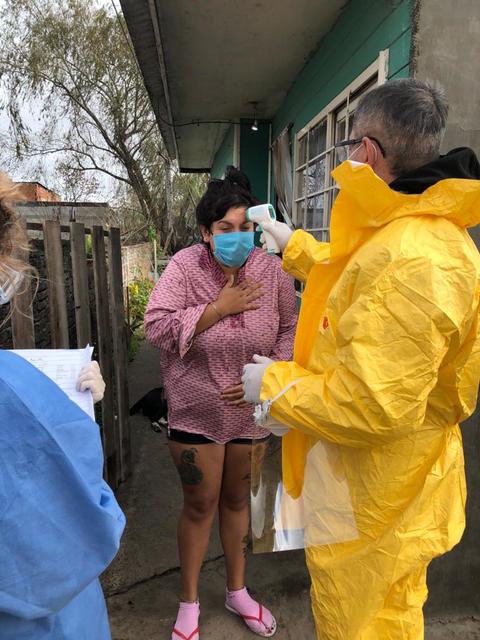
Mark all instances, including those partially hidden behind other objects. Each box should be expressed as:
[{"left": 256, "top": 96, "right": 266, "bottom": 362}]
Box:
[
  {"left": 126, "top": 278, "right": 154, "bottom": 332},
  {"left": 125, "top": 278, "right": 154, "bottom": 360},
  {"left": 147, "top": 226, "right": 157, "bottom": 242},
  {"left": 0, "top": 0, "right": 207, "bottom": 252},
  {"left": 85, "top": 235, "right": 92, "bottom": 259},
  {"left": 127, "top": 327, "right": 143, "bottom": 362}
]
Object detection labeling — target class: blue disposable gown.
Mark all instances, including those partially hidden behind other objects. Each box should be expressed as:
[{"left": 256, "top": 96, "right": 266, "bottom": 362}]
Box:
[{"left": 0, "top": 351, "right": 126, "bottom": 639}]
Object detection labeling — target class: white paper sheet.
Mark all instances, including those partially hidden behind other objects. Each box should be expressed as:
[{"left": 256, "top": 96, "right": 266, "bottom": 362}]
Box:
[{"left": 10, "top": 346, "right": 95, "bottom": 419}]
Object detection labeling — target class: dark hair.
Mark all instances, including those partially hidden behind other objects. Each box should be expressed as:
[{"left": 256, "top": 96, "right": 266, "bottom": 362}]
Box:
[
  {"left": 196, "top": 166, "right": 258, "bottom": 231},
  {"left": 353, "top": 78, "right": 449, "bottom": 176}
]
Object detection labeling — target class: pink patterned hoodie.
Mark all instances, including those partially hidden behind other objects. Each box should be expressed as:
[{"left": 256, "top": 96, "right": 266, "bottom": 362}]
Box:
[{"left": 144, "top": 244, "right": 297, "bottom": 443}]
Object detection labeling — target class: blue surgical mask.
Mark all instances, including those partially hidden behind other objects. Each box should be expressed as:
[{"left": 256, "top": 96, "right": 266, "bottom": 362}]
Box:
[{"left": 212, "top": 231, "right": 254, "bottom": 268}]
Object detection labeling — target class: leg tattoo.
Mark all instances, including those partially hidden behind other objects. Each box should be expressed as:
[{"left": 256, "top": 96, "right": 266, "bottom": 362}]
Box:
[
  {"left": 177, "top": 448, "right": 204, "bottom": 485},
  {"left": 242, "top": 533, "right": 249, "bottom": 558}
]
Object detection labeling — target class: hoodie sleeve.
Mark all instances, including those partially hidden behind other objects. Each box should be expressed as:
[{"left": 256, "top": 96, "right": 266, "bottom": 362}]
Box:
[{"left": 0, "top": 355, "right": 125, "bottom": 619}]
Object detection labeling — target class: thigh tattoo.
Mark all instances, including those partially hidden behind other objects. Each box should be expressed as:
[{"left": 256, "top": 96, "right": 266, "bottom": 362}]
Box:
[{"left": 177, "top": 447, "right": 204, "bottom": 485}]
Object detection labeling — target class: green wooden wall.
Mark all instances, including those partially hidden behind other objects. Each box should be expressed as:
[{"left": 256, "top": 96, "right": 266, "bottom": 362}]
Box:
[
  {"left": 211, "top": 0, "right": 413, "bottom": 196},
  {"left": 211, "top": 121, "right": 270, "bottom": 204},
  {"left": 273, "top": 0, "right": 413, "bottom": 139},
  {"left": 239, "top": 120, "right": 270, "bottom": 202}
]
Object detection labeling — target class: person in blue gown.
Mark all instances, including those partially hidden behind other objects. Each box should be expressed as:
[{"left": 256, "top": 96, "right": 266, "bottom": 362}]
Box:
[{"left": 0, "top": 173, "right": 126, "bottom": 639}]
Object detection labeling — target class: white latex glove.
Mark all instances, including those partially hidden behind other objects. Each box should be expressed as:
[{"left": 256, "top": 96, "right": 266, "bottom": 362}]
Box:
[
  {"left": 242, "top": 354, "right": 274, "bottom": 404},
  {"left": 76, "top": 360, "right": 106, "bottom": 404},
  {"left": 259, "top": 220, "right": 294, "bottom": 253}
]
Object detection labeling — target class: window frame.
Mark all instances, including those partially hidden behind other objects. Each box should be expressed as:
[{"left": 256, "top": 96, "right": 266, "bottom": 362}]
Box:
[{"left": 292, "top": 51, "right": 389, "bottom": 238}]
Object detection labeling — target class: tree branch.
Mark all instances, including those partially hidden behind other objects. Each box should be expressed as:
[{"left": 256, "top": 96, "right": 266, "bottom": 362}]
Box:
[{"left": 73, "top": 160, "right": 132, "bottom": 185}]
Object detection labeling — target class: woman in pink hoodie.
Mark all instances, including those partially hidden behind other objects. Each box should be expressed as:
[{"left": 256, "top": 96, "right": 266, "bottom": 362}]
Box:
[{"left": 145, "top": 167, "right": 297, "bottom": 640}]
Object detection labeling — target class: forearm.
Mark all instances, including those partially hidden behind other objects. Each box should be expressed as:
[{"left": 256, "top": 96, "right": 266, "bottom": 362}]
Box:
[
  {"left": 144, "top": 303, "right": 208, "bottom": 356},
  {"left": 261, "top": 361, "right": 418, "bottom": 448},
  {"left": 194, "top": 302, "right": 225, "bottom": 335},
  {"left": 282, "top": 230, "right": 330, "bottom": 282}
]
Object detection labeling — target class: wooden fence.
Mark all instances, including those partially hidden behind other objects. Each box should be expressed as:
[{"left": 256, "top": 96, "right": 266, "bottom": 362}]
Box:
[
  {"left": 122, "top": 241, "right": 152, "bottom": 285},
  {"left": 8, "top": 220, "right": 131, "bottom": 489}
]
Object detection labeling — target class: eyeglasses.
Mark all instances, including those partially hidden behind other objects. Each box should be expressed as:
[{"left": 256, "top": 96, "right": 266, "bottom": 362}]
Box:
[{"left": 334, "top": 136, "right": 386, "bottom": 164}]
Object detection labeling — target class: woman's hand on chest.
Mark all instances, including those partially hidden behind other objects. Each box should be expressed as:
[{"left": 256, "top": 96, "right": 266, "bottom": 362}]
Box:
[{"left": 215, "top": 275, "right": 264, "bottom": 317}]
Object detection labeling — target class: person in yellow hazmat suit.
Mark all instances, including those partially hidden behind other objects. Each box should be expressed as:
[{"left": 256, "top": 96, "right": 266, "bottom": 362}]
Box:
[{"left": 242, "top": 78, "right": 480, "bottom": 640}]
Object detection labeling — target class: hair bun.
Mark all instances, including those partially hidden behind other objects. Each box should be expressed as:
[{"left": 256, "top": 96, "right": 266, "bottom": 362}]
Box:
[{"left": 224, "top": 166, "right": 252, "bottom": 193}]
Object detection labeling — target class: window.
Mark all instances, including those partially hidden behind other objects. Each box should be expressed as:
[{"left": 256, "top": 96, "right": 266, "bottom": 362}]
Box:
[{"left": 293, "top": 52, "right": 389, "bottom": 241}]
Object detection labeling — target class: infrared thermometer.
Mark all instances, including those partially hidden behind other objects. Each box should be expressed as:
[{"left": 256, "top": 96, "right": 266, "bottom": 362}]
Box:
[{"left": 246, "top": 203, "right": 280, "bottom": 254}]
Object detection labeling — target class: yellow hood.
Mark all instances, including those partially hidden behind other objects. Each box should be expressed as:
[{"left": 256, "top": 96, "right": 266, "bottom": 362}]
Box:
[{"left": 330, "top": 161, "right": 480, "bottom": 260}]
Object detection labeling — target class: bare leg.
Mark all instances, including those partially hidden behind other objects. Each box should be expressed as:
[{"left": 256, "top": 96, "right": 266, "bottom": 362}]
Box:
[
  {"left": 219, "top": 440, "right": 267, "bottom": 590},
  {"left": 169, "top": 441, "right": 225, "bottom": 601}
]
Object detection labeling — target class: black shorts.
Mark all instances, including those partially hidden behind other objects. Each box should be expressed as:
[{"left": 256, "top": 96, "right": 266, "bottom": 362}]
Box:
[{"left": 168, "top": 428, "right": 270, "bottom": 446}]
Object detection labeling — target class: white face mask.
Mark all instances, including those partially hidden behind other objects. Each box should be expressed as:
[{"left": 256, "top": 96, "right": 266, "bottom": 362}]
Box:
[
  {"left": 0, "top": 267, "right": 22, "bottom": 305},
  {"left": 347, "top": 143, "right": 363, "bottom": 162},
  {"left": 348, "top": 160, "right": 367, "bottom": 167},
  {"left": 348, "top": 139, "right": 378, "bottom": 166},
  {"left": 336, "top": 141, "right": 364, "bottom": 165}
]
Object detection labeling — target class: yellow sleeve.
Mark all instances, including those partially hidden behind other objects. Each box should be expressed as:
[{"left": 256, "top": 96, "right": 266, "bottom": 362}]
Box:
[
  {"left": 282, "top": 229, "right": 330, "bottom": 283},
  {"left": 261, "top": 256, "right": 477, "bottom": 448}
]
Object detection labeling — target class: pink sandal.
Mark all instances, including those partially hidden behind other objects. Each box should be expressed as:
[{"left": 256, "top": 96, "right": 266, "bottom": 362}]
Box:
[
  {"left": 225, "top": 587, "right": 277, "bottom": 637},
  {"left": 171, "top": 601, "right": 200, "bottom": 640}
]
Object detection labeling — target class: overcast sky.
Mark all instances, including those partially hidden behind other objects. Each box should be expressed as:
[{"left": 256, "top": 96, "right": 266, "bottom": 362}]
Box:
[{"left": 0, "top": 0, "right": 124, "bottom": 201}]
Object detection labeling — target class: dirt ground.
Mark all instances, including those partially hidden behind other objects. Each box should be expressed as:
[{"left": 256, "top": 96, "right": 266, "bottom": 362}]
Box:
[
  {"left": 105, "top": 342, "right": 480, "bottom": 639},
  {"left": 107, "top": 561, "right": 480, "bottom": 639}
]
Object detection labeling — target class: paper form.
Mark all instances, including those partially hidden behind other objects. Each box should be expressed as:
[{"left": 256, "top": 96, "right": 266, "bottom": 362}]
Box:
[{"left": 10, "top": 346, "right": 95, "bottom": 420}]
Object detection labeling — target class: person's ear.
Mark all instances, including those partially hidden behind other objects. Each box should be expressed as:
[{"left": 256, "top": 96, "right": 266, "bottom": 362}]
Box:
[
  {"left": 362, "top": 137, "right": 378, "bottom": 167},
  {"left": 199, "top": 224, "right": 211, "bottom": 243}
]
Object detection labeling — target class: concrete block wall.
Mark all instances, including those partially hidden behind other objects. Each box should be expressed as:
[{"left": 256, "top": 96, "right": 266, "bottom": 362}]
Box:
[{"left": 413, "top": 0, "right": 480, "bottom": 615}]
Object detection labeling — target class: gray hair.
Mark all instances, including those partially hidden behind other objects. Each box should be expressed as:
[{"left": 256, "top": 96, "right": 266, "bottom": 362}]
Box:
[{"left": 353, "top": 78, "right": 448, "bottom": 177}]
